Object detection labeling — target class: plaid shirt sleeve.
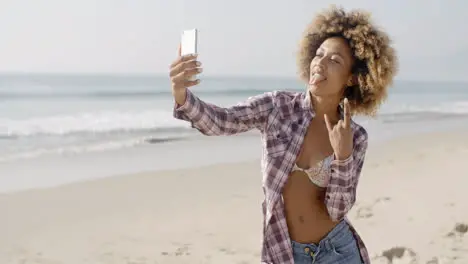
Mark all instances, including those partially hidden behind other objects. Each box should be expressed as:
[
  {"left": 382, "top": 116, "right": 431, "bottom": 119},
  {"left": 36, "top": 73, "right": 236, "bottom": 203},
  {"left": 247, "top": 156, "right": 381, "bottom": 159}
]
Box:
[
  {"left": 325, "top": 127, "right": 368, "bottom": 221},
  {"left": 173, "top": 89, "right": 275, "bottom": 135}
]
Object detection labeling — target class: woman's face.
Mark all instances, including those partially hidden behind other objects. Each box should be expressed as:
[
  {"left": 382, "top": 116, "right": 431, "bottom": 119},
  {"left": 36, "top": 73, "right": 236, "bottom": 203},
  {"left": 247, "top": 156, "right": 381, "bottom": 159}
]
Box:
[{"left": 308, "top": 36, "right": 354, "bottom": 99}]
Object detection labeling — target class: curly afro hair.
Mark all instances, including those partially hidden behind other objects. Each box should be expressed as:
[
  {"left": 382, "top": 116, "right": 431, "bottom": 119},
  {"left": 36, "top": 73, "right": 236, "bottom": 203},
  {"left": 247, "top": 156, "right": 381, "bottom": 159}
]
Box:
[{"left": 297, "top": 5, "right": 398, "bottom": 116}]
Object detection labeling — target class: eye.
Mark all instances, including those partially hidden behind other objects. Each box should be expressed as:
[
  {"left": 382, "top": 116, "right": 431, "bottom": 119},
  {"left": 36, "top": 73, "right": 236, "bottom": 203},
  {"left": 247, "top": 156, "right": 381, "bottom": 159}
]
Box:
[
  {"left": 331, "top": 57, "right": 340, "bottom": 64},
  {"left": 315, "top": 53, "right": 323, "bottom": 58}
]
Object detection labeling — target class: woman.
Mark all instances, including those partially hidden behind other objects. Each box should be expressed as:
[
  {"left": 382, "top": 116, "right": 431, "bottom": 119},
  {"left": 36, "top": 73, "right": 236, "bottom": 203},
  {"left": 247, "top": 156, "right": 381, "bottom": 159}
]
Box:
[{"left": 169, "top": 6, "right": 397, "bottom": 264}]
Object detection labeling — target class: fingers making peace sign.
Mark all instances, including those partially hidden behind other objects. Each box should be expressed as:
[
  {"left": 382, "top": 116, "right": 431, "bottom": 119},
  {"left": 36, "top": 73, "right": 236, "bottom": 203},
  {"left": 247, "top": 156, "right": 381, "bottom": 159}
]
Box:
[{"left": 324, "top": 98, "right": 354, "bottom": 161}]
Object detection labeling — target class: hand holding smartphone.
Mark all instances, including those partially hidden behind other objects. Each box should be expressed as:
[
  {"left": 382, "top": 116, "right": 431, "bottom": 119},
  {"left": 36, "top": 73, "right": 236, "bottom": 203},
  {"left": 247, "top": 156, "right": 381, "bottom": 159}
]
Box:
[{"left": 169, "top": 29, "right": 201, "bottom": 105}]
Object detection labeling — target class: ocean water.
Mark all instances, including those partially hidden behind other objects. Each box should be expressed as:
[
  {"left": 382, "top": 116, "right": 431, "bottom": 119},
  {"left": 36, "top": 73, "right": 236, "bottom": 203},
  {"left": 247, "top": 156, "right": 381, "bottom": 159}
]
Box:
[{"left": 1, "top": 73, "right": 468, "bottom": 164}]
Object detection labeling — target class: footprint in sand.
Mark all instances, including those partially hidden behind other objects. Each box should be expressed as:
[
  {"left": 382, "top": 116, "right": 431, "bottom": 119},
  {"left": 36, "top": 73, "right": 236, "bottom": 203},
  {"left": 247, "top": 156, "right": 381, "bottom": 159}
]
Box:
[
  {"left": 372, "top": 246, "right": 418, "bottom": 264},
  {"left": 454, "top": 223, "right": 468, "bottom": 235},
  {"left": 355, "top": 197, "right": 391, "bottom": 220},
  {"left": 219, "top": 247, "right": 237, "bottom": 255},
  {"left": 356, "top": 206, "right": 373, "bottom": 219},
  {"left": 444, "top": 222, "right": 467, "bottom": 240},
  {"left": 439, "top": 222, "right": 468, "bottom": 263},
  {"left": 426, "top": 257, "right": 439, "bottom": 264},
  {"left": 372, "top": 223, "right": 468, "bottom": 264},
  {"left": 173, "top": 244, "right": 191, "bottom": 256},
  {"left": 160, "top": 243, "right": 192, "bottom": 257},
  {"left": 376, "top": 197, "right": 391, "bottom": 203}
]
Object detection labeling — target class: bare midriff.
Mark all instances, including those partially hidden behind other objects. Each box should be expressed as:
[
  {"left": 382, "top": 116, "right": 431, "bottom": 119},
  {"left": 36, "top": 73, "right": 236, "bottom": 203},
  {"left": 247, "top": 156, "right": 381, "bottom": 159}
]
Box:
[
  {"left": 282, "top": 117, "right": 338, "bottom": 244},
  {"left": 282, "top": 171, "right": 337, "bottom": 243}
]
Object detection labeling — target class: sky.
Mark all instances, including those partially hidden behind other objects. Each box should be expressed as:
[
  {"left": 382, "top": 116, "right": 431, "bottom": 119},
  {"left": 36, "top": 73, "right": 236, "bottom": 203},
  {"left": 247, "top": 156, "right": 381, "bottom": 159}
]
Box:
[{"left": 0, "top": 0, "right": 467, "bottom": 81}]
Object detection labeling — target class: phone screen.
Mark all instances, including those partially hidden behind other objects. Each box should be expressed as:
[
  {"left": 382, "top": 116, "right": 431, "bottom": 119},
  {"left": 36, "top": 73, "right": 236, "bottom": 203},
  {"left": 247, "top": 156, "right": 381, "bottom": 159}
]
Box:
[{"left": 181, "top": 29, "right": 198, "bottom": 56}]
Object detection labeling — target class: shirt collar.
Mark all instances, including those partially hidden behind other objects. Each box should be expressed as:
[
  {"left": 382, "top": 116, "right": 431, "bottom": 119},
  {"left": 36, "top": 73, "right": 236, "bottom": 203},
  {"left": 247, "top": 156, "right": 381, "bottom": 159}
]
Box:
[
  {"left": 300, "top": 91, "right": 344, "bottom": 119},
  {"left": 301, "top": 91, "right": 314, "bottom": 114}
]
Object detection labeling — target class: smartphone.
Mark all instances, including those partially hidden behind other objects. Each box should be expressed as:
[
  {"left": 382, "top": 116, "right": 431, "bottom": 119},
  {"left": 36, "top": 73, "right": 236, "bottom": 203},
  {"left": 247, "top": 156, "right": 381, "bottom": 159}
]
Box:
[
  {"left": 181, "top": 28, "right": 198, "bottom": 80},
  {"left": 181, "top": 28, "right": 198, "bottom": 56}
]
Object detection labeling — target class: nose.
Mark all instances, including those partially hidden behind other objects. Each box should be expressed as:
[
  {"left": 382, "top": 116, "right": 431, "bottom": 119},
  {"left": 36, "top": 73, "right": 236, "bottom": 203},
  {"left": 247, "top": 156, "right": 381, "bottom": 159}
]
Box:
[
  {"left": 317, "top": 55, "right": 327, "bottom": 67},
  {"left": 312, "top": 57, "right": 326, "bottom": 73},
  {"left": 313, "top": 63, "right": 325, "bottom": 74}
]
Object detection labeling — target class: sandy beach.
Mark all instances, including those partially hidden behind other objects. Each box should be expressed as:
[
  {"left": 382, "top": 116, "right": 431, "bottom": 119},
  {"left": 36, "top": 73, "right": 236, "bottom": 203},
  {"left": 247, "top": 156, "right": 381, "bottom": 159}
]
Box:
[{"left": 1, "top": 130, "right": 468, "bottom": 264}]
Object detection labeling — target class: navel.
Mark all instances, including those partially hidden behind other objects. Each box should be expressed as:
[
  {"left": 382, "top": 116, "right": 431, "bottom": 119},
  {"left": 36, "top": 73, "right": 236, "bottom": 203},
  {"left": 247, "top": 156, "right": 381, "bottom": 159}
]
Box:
[{"left": 298, "top": 215, "right": 305, "bottom": 223}]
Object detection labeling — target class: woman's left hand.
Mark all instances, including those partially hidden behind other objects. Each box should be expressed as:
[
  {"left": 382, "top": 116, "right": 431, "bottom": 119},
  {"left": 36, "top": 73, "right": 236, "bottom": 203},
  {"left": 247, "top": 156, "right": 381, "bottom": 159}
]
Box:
[{"left": 324, "top": 98, "right": 354, "bottom": 161}]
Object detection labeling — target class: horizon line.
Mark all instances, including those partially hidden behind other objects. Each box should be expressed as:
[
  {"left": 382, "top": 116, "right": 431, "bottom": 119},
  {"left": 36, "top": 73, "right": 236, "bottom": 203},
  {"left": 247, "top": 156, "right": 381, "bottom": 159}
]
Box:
[{"left": 0, "top": 71, "right": 465, "bottom": 84}]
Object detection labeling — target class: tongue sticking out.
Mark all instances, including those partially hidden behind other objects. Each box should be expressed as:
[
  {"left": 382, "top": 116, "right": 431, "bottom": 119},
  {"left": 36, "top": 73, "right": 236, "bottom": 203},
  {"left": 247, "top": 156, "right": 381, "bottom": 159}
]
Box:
[{"left": 310, "top": 74, "right": 326, "bottom": 85}]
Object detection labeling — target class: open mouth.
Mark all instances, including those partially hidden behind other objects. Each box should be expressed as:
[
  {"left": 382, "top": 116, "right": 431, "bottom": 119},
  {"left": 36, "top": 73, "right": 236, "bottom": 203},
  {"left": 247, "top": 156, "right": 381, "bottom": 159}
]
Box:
[{"left": 309, "top": 73, "right": 327, "bottom": 85}]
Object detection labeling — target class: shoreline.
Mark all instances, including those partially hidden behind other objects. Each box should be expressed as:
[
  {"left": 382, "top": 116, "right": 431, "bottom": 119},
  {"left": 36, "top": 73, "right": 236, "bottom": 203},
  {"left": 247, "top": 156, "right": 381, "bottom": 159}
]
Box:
[
  {"left": 1, "top": 129, "right": 468, "bottom": 263},
  {"left": 3, "top": 128, "right": 468, "bottom": 195},
  {"left": 2, "top": 115, "right": 468, "bottom": 194}
]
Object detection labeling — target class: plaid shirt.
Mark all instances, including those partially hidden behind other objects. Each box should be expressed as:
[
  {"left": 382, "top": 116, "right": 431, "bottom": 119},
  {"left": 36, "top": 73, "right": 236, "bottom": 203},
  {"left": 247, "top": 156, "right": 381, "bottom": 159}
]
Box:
[{"left": 173, "top": 89, "right": 370, "bottom": 264}]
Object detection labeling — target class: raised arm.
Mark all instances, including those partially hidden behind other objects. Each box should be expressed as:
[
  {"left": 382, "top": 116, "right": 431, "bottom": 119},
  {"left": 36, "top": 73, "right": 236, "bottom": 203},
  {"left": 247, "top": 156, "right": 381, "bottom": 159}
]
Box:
[
  {"left": 325, "top": 127, "right": 368, "bottom": 221},
  {"left": 169, "top": 47, "right": 275, "bottom": 136},
  {"left": 174, "top": 89, "right": 275, "bottom": 135}
]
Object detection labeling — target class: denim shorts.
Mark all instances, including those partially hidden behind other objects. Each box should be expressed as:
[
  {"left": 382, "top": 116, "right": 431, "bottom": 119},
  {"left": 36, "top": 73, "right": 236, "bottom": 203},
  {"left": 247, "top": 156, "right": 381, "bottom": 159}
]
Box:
[{"left": 291, "top": 220, "right": 363, "bottom": 264}]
